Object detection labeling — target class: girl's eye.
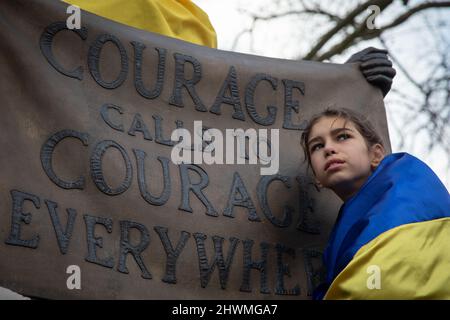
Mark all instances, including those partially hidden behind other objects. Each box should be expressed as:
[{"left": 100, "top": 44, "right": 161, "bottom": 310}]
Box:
[
  {"left": 337, "top": 133, "right": 350, "bottom": 141},
  {"left": 310, "top": 143, "right": 323, "bottom": 152}
]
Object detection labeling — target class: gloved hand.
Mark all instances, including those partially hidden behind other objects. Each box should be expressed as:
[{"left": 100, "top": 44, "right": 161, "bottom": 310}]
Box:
[{"left": 346, "top": 47, "right": 396, "bottom": 97}]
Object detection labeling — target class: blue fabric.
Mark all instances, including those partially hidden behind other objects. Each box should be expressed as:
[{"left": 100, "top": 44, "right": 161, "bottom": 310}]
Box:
[{"left": 313, "top": 152, "right": 450, "bottom": 300}]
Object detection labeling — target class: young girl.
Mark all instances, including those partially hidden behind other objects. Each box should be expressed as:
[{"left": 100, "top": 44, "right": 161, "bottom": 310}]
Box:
[{"left": 301, "top": 108, "right": 450, "bottom": 299}]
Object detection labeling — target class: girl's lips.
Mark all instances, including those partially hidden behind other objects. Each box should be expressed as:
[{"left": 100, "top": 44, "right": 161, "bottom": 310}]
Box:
[
  {"left": 324, "top": 158, "right": 345, "bottom": 171},
  {"left": 325, "top": 161, "right": 345, "bottom": 172}
]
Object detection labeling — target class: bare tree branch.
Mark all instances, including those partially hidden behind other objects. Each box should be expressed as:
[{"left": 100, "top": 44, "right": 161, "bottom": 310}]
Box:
[
  {"left": 310, "top": 1, "right": 450, "bottom": 61},
  {"left": 248, "top": 9, "right": 342, "bottom": 22},
  {"left": 303, "top": 0, "right": 393, "bottom": 60},
  {"left": 378, "top": 1, "right": 450, "bottom": 33},
  {"left": 378, "top": 36, "right": 422, "bottom": 90},
  {"left": 232, "top": 4, "right": 345, "bottom": 51}
]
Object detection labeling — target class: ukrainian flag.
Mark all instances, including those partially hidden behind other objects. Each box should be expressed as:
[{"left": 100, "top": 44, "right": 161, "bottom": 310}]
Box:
[
  {"left": 314, "top": 153, "right": 450, "bottom": 299},
  {"left": 62, "top": 0, "right": 217, "bottom": 48}
]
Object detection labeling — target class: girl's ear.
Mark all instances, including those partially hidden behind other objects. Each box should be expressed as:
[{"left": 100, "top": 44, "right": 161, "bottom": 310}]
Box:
[{"left": 370, "top": 143, "right": 385, "bottom": 170}]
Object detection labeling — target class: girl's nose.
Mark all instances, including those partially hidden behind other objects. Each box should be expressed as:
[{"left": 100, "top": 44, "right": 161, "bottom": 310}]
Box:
[{"left": 323, "top": 143, "right": 337, "bottom": 157}]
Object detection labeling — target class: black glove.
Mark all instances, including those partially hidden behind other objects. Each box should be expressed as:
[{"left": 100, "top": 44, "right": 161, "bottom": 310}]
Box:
[{"left": 346, "top": 47, "right": 396, "bottom": 97}]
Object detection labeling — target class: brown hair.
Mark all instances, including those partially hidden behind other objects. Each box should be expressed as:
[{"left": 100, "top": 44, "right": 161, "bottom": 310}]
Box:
[{"left": 301, "top": 108, "right": 385, "bottom": 168}]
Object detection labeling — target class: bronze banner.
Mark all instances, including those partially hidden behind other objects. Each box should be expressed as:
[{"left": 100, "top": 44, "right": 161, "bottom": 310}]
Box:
[{"left": 0, "top": 0, "right": 390, "bottom": 299}]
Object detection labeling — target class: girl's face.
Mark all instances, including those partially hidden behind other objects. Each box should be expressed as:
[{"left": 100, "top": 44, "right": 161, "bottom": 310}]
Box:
[{"left": 307, "top": 116, "right": 384, "bottom": 201}]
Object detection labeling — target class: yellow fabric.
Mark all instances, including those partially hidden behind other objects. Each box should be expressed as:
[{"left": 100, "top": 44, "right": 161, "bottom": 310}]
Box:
[
  {"left": 62, "top": 0, "right": 217, "bottom": 48},
  {"left": 324, "top": 217, "right": 450, "bottom": 299}
]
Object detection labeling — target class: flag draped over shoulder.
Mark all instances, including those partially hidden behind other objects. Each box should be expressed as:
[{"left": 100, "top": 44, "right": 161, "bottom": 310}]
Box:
[{"left": 315, "top": 152, "right": 450, "bottom": 299}]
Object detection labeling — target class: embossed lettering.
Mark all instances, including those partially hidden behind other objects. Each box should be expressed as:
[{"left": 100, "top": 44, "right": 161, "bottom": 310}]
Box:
[
  {"left": 193, "top": 233, "right": 239, "bottom": 289},
  {"left": 223, "top": 172, "right": 260, "bottom": 221},
  {"left": 83, "top": 214, "right": 114, "bottom": 268},
  {"left": 40, "top": 129, "right": 89, "bottom": 190},
  {"left": 5, "top": 190, "right": 41, "bottom": 249},
  {"left": 100, "top": 103, "right": 124, "bottom": 132},
  {"left": 245, "top": 74, "right": 278, "bottom": 126},
  {"left": 240, "top": 240, "right": 270, "bottom": 294},
  {"left": 282, "top": 79, "right": 307, "bottom": 130},
  {"left": 118, "top": 220, "right": 152, "bottom": 279},
  {"left": 90, "top": 140, "right": 133, "bottom": 195},
  {"left": 275, "top": 243, "right": 300, "bottom": 295},
  {"left": 154, "top": 226, "right": 190, "bottom": 284},
  {"left": 134, "top": 149, "right": 171, "bottom": 206},
  {"left": 127, "top": 113, "right": 153, "bottom": 141},
  {"left": 88, "top": 34, "right": 128, "bottom": 89},
  {"left": 257, "top": 175, "right": 293, "bottom": 227},
  {"left": 210, "top": 66, "right": 245, "bottom": 121},
  {"left": 45, "top": 199, "right": 77, "bottom": 255},
  {"left": 169, "top": 53, "right": 207, "bottom": 112},
  {"left": 40, "top": 21, "right": 87, "bottom": 80},
  {"left": 178, "top": 164, "right": 217, "bottom": 216},
  {"left": 131, "top": 42, "right": 166, "bottom": 99}
]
